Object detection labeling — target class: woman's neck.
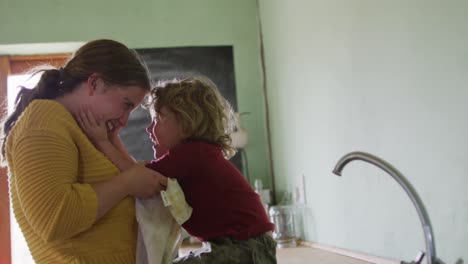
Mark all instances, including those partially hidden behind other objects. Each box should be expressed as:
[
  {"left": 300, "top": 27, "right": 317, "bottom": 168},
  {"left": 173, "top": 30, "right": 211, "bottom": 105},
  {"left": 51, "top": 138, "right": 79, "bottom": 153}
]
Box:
[{"left": 55, "top": 84, "right": 87, "bottom": 118}]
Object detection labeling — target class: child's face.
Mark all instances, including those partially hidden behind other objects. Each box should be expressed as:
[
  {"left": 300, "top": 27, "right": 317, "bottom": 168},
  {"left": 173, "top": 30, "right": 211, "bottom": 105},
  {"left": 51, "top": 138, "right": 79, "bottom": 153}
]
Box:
[{"left": 146, "top": 106, "right": 186, "bottom": 156}]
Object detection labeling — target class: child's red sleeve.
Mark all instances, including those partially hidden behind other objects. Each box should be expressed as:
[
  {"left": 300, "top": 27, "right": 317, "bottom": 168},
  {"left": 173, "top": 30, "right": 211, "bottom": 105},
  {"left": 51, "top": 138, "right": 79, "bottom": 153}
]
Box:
[{"left": 145, "top": 144, "right": 193, "bottom": 180}]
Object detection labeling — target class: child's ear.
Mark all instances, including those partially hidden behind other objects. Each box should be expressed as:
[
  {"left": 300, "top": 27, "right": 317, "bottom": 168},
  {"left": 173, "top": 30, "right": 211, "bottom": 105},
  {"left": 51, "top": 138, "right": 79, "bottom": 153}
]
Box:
[{"left": 180, "top": 126, "right": 191, "bottom": 139}]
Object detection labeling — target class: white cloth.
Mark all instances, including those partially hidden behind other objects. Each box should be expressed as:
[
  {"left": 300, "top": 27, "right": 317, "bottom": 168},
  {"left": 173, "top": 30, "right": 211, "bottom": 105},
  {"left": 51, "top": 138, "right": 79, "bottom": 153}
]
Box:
[{"left": 136, "top": 179, "right": 192, "bottom": 264}]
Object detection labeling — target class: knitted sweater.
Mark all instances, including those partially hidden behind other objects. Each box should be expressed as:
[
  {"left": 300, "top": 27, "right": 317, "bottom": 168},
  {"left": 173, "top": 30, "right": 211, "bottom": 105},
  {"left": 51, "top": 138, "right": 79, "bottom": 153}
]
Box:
[{"left": 6, "top": 100, "right": 137, "bottom": 263}]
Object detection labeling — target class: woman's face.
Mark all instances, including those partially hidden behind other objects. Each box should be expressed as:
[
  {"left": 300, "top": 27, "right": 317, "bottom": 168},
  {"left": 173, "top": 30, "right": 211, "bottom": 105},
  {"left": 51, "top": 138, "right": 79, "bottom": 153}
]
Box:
[
  {"left": 146, "top": 106, "right": 186, "bottom": 156},
  {"left": 88, "top": 79, "right": 147, "bottom": 130}
]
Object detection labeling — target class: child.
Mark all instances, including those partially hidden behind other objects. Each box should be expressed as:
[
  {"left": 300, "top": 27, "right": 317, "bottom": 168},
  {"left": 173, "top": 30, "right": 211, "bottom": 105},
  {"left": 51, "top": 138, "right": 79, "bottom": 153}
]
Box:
[{"left": 80, "top": 77, "right": 277, "bottom": 264}]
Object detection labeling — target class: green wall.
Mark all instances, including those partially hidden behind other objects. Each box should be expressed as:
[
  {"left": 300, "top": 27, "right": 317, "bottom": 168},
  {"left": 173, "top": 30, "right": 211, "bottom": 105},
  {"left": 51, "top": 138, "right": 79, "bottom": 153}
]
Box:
[
  {"left": 0, "top": 0, "right": 273, "bottom": 190},
  {"left": 4, "top": 0, "right": 467, "bottom": 263},
  {"left": 259, "top": 0, "right": 467, "bottom": 263}
]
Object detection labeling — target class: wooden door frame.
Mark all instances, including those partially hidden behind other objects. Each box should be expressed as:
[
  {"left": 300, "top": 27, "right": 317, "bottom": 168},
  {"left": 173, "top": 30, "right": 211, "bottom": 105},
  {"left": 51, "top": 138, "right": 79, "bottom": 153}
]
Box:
[
  {"left": 0, "top": 55, "right": 11, "bottom": 264},
  {"left": 0, "top": 54, "right": 68, "bottom": 264}
]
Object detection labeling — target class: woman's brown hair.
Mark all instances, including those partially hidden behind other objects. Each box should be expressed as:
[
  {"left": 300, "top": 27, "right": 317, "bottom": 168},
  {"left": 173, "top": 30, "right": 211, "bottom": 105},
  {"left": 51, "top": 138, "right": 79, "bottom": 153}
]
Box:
[{"left": 1, "top": 39, "right": 151, "bottom": 163}]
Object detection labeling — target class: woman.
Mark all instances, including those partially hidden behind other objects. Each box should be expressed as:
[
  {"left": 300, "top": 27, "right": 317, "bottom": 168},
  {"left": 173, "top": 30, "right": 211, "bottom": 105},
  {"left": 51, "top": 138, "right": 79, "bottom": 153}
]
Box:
[{"left": 0, "top": 39, "right": 167, "bottom": 263}]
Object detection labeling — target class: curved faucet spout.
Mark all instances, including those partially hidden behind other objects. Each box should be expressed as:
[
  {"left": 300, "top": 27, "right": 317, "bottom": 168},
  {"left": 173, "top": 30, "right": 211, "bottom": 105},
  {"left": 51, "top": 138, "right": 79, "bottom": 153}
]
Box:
[{"left": 333, "top": 151, "right": 437, "bottom": 264}]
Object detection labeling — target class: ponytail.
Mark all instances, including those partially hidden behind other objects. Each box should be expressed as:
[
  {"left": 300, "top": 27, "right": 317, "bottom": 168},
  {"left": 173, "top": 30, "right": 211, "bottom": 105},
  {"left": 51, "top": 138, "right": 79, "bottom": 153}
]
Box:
[{"left": 1, "top": 67, "right": 71, "bottom": 164}]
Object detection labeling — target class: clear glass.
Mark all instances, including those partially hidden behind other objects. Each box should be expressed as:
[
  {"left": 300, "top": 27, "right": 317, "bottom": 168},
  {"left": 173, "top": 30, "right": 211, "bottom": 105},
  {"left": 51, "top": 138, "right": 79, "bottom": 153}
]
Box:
[{"left": 269, "top": 205, "right": 298, "bottom": 248}]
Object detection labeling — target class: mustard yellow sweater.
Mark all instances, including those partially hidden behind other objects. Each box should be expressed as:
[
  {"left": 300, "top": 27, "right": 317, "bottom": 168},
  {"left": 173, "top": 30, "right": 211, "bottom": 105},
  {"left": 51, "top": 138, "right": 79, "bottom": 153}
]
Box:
[{"left": 6, "top": 100, "right": 137, "bottom": 263}]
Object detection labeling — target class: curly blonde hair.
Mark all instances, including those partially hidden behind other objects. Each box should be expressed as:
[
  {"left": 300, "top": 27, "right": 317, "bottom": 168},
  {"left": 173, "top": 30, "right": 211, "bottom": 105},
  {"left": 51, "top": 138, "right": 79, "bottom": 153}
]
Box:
[{"left": 147, "top": 77, "right": 236, "bottom": 158}]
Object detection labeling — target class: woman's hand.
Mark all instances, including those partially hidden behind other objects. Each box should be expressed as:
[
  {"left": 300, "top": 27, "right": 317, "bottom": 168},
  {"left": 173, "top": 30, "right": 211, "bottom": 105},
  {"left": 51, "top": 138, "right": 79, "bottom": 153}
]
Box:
[
  {"left": 121, "top": 162, "right": 168, "bottom": 198},
  {"left": 77, "top": 107, "right": 109, "bottom": 145}
]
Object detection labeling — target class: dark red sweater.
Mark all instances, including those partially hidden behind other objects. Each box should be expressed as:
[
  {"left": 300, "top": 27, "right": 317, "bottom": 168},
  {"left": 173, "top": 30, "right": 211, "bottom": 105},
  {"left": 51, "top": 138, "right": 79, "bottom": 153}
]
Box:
[{"left": 146, "top": 140, "right": 274, "bottom": 242}]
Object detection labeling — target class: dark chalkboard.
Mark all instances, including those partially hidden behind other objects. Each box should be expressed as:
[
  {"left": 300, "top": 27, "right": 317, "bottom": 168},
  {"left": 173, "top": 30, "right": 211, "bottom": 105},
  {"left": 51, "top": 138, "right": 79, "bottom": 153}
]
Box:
[{"left": 119, "top": 46, "right": 243, "bottom": 172}]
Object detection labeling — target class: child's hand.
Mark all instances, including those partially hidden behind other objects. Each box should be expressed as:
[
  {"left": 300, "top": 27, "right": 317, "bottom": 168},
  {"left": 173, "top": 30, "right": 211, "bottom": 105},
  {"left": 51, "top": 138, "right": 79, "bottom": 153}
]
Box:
[
  {"left": 77, "top": 107, "right": 109, "bottom": 144},
  {"left": 106, "top": 121, "right": 122, "bottom": 146}
]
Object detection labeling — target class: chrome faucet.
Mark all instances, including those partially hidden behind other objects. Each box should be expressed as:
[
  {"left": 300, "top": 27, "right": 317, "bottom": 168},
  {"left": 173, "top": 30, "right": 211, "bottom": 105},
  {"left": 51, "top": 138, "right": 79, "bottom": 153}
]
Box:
[{"left": 332, "top": 151, "right": 447, "bottom": 264}]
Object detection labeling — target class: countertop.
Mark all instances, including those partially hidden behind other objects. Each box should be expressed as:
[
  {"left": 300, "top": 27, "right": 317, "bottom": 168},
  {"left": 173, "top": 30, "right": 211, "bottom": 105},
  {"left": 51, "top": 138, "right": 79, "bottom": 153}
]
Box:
[
  {"left": 179, "top": 242, "right": 375, "bottom": 264},
  {"left": 275, "top": 246, "right": 373, "bottom": 264}
]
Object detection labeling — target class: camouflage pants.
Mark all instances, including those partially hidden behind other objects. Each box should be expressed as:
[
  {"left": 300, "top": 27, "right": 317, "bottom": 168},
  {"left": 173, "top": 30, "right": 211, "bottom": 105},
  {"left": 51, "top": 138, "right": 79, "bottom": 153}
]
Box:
[{"left": 173, "top": 233, "right": 277, "bottom": 264}]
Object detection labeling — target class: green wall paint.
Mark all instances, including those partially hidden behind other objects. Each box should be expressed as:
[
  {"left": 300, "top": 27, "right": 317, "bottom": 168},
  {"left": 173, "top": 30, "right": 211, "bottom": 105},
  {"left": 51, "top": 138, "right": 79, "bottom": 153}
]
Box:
[
  {"left": 259, "top": 0, "right": 467, "bottom": 263},
  {"left": 0, "top": 0, "right": 273, "bottom": 189},
  {"left": 4, "top": 0, "right": 467, "bottom": 263}
]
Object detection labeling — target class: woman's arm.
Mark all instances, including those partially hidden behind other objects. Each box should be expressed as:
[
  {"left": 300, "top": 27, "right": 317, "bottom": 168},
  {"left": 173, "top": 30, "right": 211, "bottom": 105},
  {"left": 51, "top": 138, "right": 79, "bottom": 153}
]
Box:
[
  {"left": 12, "top": 131, "right": 166, "bottom": 242},
  {"left": 91, "top": 162, "right": 166, "bottom": 219}
]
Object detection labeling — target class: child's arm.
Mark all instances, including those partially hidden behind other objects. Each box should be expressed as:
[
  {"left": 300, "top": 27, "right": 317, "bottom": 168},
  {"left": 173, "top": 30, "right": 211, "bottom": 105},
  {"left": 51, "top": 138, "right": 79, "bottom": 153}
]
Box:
[
  {"left": 95, "top": 140, "right": 135, "bottom": 171},
  {"left": 77, "top": 108, "right": 136, "bottom": 171},
  {"left": 108, "top": 122, "right": 137, "bottom": 164},
  {"left": 145, "top": 143, "right": 194, "bottom": 181},
  {"left": 111, "top": 133, "right": 135, "bottom": 161}
]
